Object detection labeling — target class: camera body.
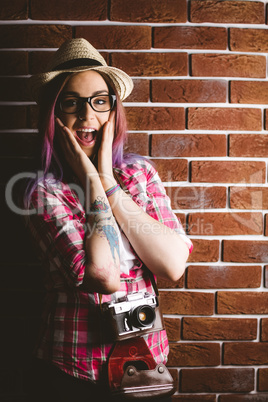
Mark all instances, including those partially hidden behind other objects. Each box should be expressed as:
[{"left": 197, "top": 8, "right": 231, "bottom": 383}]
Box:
[{"left": 102, "top": 291, "right": 164, "bottom": 341}]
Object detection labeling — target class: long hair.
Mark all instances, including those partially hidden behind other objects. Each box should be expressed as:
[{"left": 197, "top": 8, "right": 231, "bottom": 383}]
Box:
[{"left": 23, "top": 71, "right": 135, "bottom": 208}]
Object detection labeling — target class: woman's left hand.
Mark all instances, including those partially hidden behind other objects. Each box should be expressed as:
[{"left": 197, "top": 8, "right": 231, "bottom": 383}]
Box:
[{"left": 97, "top": 111, "right": 117, "bottom": 190}]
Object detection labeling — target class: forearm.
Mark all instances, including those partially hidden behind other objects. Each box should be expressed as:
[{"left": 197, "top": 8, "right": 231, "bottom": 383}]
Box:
[
  {"left": 82, "top": 176, "right": 121, "bottom": 294},
  {"left": 108, "top": 188, "right": 189, "bottom": 281}
]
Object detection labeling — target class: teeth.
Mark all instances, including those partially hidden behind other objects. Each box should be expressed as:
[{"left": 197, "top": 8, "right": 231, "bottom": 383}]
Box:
[{"left": 78, "top": 128, "right": 95, "bottom": 133}]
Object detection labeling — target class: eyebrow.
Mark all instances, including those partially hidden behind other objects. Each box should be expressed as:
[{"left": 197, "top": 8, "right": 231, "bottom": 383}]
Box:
[{"left": 62, "top": 90, "right": 109, "bottom": 97}]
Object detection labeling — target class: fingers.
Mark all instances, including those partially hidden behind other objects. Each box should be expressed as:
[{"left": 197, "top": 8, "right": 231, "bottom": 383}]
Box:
[{"left": 55, "top": 117, "right": 80, "bottom": 155}]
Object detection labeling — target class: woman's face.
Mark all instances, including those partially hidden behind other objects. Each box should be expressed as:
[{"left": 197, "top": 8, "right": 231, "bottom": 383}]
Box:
[{"left": 57, "top": 70, "right": 111, "bottom": 158}]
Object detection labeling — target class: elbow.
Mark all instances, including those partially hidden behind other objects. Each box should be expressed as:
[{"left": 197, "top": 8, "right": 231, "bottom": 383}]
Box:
[
  {"left": 162, "top": 244, "right": 189, "bottom": 283},
  {"left": 81, "top": 262, "right": 121, "bottom": 294}
]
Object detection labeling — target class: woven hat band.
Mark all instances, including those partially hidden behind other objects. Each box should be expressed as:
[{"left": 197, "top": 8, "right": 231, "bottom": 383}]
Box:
[{"left": 52, "top": 58, "right": 103, "bottom": 71}]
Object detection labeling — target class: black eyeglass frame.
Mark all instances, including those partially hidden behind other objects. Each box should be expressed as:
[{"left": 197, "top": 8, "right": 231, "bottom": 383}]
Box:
[{"left": 59, "top": 94, "right": 117, "bottom": 114}]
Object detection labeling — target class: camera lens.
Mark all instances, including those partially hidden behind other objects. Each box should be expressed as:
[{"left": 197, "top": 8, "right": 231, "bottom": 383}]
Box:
[{"left": 131, "top": 305, "right": 156, "bottom": 328}]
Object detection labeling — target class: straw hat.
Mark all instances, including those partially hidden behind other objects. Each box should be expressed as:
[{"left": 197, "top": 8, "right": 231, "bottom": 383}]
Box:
[{"left": 29, "top": 38, "right": 133, "bottom": 102}]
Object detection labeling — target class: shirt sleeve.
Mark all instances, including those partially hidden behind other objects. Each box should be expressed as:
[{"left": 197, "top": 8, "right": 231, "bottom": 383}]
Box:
[
  {"left": 27, "top": 183, "right": 86, "bottom": 288},
  {"left": 144, "top": 161, "right": 193, "bottom": 253}
]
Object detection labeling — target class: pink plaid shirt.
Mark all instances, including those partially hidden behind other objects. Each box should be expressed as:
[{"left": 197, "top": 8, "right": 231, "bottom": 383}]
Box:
[{"left": 27, "top": 159, "right": 192, "bottom": 383}]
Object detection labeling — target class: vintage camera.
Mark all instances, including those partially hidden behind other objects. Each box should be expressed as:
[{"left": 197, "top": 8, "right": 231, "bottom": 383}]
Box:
[{"left": 102, "top": 292, "right": 164, "bottom": 341}]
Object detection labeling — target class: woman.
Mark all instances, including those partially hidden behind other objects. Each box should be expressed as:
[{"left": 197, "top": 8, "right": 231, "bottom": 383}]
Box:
[{"left": 24, "top": 38, "right": 192, "bottom": 401}]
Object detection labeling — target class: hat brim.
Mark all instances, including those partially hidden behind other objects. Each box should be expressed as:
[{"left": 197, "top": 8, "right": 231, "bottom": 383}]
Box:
[{"left": 29, "top": 65, "right": 133, "bottom": 102}]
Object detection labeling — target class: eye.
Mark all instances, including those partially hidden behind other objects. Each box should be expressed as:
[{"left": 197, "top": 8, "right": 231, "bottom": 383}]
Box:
[
  {"left": 93, "top": 96, "right": 109, "bottom": 106},
  {"left": 62, "top": 98, "right": 79, "bottom": 108}
]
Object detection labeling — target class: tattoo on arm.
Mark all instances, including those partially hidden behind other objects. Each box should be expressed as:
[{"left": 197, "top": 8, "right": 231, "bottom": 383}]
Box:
[{"left": 89, "top": 197, "right": 120, "bottom": 265}]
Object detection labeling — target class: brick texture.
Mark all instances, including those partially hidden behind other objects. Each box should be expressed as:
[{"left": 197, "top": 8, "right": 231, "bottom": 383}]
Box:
[
  {"left": 153, "top": 26, "right": 227, "bottom": 49},
  {"left": 75, "top": 26, "right": 151, "bottom": 49},
  {"left": 180, "top": 368, "right": 254, "bottom": 393},
  {"left": 230, "top": 28, "right": 268, "bottom": 52},
  {"left": 111, "top": 52, "right": 188, "bottom": 76},
  {"left": 152, "top": 80, "right": 227, "bottom": 103},
  {"left": 229, "top": 134, "right": 268, "bottom": 157},
  {"left": 31, "top": 0, "right": 107, "bottom": 20},
  {"left": 190, "top": 1, "right": 264, "bottom": 24},
  {"left": 223, "top": 240, "right": 268, "bottom": 263},
  {"left": 110, "top": 0, "right": 187, "bottom": 23},
  {"left": 230, "top": 186, "right": 268, "bottom": 210},
  {"left": 191, "top": 54, "right": 266, "bottom": 78},
  {"left": 182, "top": 318, "right": 257, "bottom": 340},
  {"left": 224, "top": 342, "right": 268, "bottom": 365},
  {"left": 191, "top": 161, "right": 266, "bottom": 183},
  {"left": 2, "top": 1, "right": 268, "bottom": 400},
  {"left": 187, "top": 265, "right": 262, "bottom": 289},
  {"left": 151, "top": 134, "right": 227, "bottom": 157},
  {"left": 187, "top": 108, "right": 262, "bottom": 131}
]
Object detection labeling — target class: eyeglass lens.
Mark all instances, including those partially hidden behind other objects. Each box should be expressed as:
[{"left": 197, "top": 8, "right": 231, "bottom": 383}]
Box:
[{"left": 60, "top": 95, "right": 114, "bottom": 114}]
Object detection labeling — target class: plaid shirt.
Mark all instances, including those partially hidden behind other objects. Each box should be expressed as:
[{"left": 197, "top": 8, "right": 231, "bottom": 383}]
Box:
[{"left": 27, "top": 159, "right": 192, "bottom": 383}]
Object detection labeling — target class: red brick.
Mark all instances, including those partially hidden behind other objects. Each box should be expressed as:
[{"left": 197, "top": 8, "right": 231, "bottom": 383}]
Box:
[
  {"left": 151, "top": 158, "right": 188, "bottom": 182},
  {"left": 191, "top": 161, "right": 265, "bottom": 183},
  {"left": 169, "top": 343, "right": 220, "bottom": 367},
  {"left": 188, "top": 212, "right": 263, "bottom": 236},
  {"left": 0, "top": 106, "right": 27, "bottom": 130},
  {"left": 0, "top": 51, "right": 28, "bottom": 75},
  {"left": 31, "top": 0, "right": 107, "bottom": 20},
  {"left": 261, "top": 318, "right": 268, "bottom": 341},
  {"left": 151, "top": 134, "right": 226, "bottom": 157},
  {"left": 111, "top": 53, "right": 188, "bottom": 77},
  {"left": 157, "top": 275, "right": 184, "bottom": 290},
  {"left": 126, "top": 79, "right": 150, "bottom": 103},
  {"left": 229, "top": 134, "right": 268, "bottom": 158},
  {"left": 172, "top": 396, "right": 216, "bottom": 402},
  {"left": 190, "top": 1, "right": 264, "bottom": 24},
  {"left": 0, "top": 0, "right": 28, "bottom": 19},
  {"left": 191, "top": 54, "right": 266, "bottom": 78},
  {"left": 266, "top": 266, "right": 268, "bottom": 288},
  {"left": 231, "top": 81, "right": 268, "bottom": 104},
  {"left": 76, "top": 26, "right": 151, "bottom": 49},
  {"left": 160, "top": 291, "right": 214, "bottom": 315},
  {"left": 165, "top": 186, "right": 227, "bottom": 210},
  {"left": 230, "top": 28, "right": 268, "bottom": 53},
  {"left": 258, "top": 368, "right": 268, "bottom": 391},
  {"left": 126, "top": 107, "right": 185, "bottom": 131},
  {"left": 152, "top": 80, "right": 227, "bottom": 103},
  {"left": 230, "top": 186, "right": 268, "bottom": 210},
  {"left": 0, "top": 77, "right": 30, "bottom": 101},
  {"left": 180, "top": 368, "right": 254, "bottom": 393},
  {"left": 188, "top": 107, "right": 262, "bottom": 131},
  {"left": 163, "top": 317, "right": 181, "bottom": 342},
  {"left": 110, "top": 0, "right": 187, "bottom": 23},
  {"left": 0, "top": 25, "right": 72, "bottom": 48},
  {"left": 224, "top": 342, "right": 268, "bottom": 365},
  {"left": 223, "top": 240, "right": 268, "bottom": 263},
  {"left": 182, "top": 318, "right": 257, "bottom": 340},
  {"left": 217, "top": 291, "right": 268, "bottom": 314},
  {"left": 187, "top": 265, "right": 262, "bottom": 289},
  {"left": 0, "top": 133, "right": 38, "bottom": 158},
  {"left": 187, "top": 239, "right": 220, "bottom": 263},
  {"left": 124, "top": 133, "right": 149, "bottom": 156},
  {"left": 154, "top": 26, "right": 226, "bottom": 50},
  {"left": 265, "top": 215, "right": 268, "bottom": 237},
  {"left": 219, "top": 394, "right": 268, "bottom": 401}
]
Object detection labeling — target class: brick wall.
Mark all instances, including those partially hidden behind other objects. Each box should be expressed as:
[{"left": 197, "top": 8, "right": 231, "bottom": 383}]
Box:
[{"left": 1, "top": 0, "right": 268, "bottom": 401}]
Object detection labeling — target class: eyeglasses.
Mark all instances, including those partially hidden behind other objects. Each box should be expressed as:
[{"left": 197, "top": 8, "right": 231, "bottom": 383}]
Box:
[{"left": 59, "top": 94, "right": 116, "bottom": 114}]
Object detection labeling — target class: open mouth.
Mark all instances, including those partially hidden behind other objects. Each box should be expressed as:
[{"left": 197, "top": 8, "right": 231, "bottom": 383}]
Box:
[{"left": 75, "top": 128, "right": 97, "bottom": 147}]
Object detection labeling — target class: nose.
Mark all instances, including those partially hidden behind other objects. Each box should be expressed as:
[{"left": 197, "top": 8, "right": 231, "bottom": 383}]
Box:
[{"left": 78, "top": 101, "right": 95, "bottom": 121}]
